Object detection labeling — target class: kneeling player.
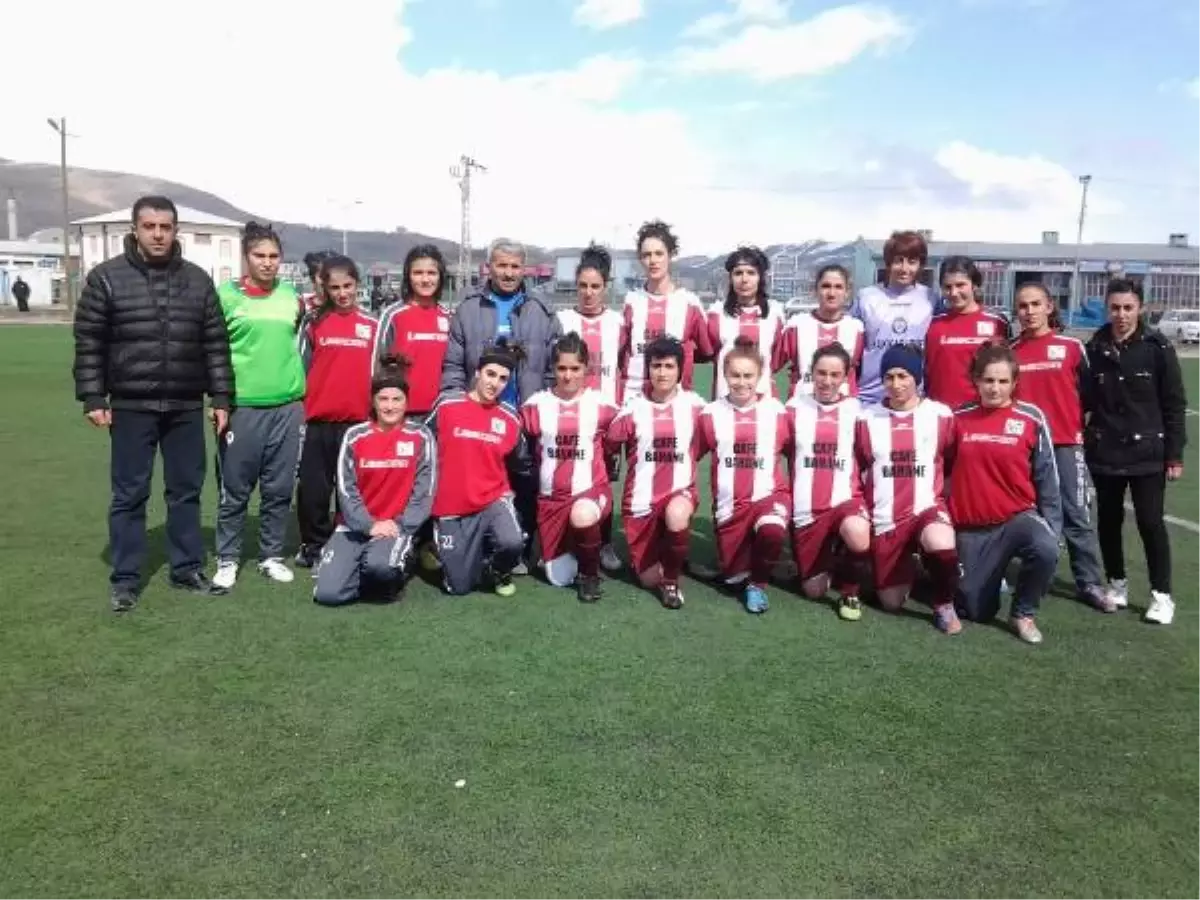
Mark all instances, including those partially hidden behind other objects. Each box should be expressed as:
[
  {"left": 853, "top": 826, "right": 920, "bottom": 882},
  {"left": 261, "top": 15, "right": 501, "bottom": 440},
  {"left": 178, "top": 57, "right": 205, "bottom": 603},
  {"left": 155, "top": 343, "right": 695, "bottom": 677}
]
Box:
[
  {"left": 314, "top": 358, "right": 434, "bottom": 605},
  {"left": 855, "top": 345, "right": 963, "bottom": 634},
  {"left": 787, "top": 344, "right": 872, "bottom": 621},
  {"left": 606, "top": 337, "right": 706, "bottom": 609},
  {"left": 697, "top": 337, "right": 790, "bottom": 614},
  {"left": 427, "top": 343, "right": 526, "bottom": 597},
  {"left": 521, "top": 333, "right": 619, "bottom": 602},
  {"left": 949, "top": 344, "right": 1062, "bottom": 644}
]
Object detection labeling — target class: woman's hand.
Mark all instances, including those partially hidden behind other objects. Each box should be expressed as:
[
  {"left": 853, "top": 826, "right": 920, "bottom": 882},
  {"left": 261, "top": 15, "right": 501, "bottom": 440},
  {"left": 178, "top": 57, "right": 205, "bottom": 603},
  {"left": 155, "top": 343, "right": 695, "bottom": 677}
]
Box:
[
  {"left": 369, "top": 519, "right": 400, "bottom": 540},
  {"left": 1166, "top": 462, "right": 1184, "bottom": 482}
]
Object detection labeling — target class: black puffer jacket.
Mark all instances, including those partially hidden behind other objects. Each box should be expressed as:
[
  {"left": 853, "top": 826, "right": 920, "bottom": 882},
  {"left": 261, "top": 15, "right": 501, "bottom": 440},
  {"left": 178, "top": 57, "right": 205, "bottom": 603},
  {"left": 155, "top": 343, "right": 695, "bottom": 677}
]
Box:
[
  {"left": 1084, "top": 322, "right": 1187, "bottom": 476},
  {"left": 73, "top": 234, "right": 233, "bottom": 413}
]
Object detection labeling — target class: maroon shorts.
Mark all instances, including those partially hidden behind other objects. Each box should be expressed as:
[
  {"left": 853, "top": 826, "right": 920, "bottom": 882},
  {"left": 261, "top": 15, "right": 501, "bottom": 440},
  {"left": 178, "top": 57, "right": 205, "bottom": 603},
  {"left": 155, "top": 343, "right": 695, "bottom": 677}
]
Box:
[
  {"left": 624, "top": 488, "right": 699, "bottom": 577},
  {"left": 714, "top": 493, "right": 791, "bottom": 578},
  {"left": 792, "top": 499, "right": 868, "bottom": 581},
  {"left": 536, "top": 484, "right": 613, "bottom": 563},
  {"left": 872, "top": 505, "right": 952, "bottom": 589}
]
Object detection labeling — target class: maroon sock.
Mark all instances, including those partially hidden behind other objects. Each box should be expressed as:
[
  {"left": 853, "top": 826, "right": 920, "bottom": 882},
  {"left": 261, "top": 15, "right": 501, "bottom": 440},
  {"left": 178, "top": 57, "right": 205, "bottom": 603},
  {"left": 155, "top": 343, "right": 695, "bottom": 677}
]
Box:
[
  {"left": 660, "top": 529, "right": 691, "bottom": 584},
  {"left": 923, "top": 548, "right": 961, "bottom": 608},
  {"left": 573, "top": 522, "right": 602, "bottom": 578},
  {"left": 600, "top": 515, "right": 613, "bottom": 546},
  {"left": 833, "top": 550, "right": 870, "bottom": 596},
  {"left": 750, "top": 523, "right": 786, "bottom": 587}
]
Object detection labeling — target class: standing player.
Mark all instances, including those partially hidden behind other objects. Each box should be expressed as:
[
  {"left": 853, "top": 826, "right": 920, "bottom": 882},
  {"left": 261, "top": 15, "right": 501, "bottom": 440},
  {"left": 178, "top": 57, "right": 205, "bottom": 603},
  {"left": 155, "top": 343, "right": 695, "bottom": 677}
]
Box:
[
  {"left": 556, "top": 243, "right": 627, "bottom": 573},
  {"left": 855, "top": 345, "right": 963, "bottom": 634},
  {"left": 621, "top": 220, "right": 712, "bottom": 403},
  {"left": 948, "top": 344, "right": 1062, "bottom": 643},
  {"left": 521, "top": 333, "right": 620, "bottom": 603},
  {"left": 787, "top": 344, "right": 872, "bottom": 621},
  {"left": 706, "top": 246, "right": 787, "bottom": 400},
  {"left": 924, "top": 256, "right": 1008, "bottom": 409},
  {"left": 294, "top": 255, "right": 379, "bottom": 568},
  {"left": 427, "top": 342, "right": 527, "bottom": 597},
  {"left": 1011, "top": 282, "right": 1116, "bottom": 612},
  {"left": 313, "top": 358, "right": 435, "bottom": 606},
  {"left": 696, "top": 338, "right": 790, "bottom": 614},
  {"left": 850, "top": 230, "right": 938, "bottom": 404},
  {"left": 606, "top": 337, "right": 706, "bottom": 609},
  {"left": 775, "top": 264, "right": 864, "bottom": 397},
  {"left": 374, "top": 245, "right": 453, "bottom": 572}
]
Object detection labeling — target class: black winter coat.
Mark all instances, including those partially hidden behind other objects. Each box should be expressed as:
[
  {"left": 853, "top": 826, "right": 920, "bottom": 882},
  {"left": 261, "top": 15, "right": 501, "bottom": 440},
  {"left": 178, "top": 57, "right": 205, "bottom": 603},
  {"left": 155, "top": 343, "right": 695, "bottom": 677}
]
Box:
[
  {"left": 1084, "top": 322, "right": 1187, "bottom": 476},
  {"left": 73, "top": 234, "right": 234, "bottom": 413}
]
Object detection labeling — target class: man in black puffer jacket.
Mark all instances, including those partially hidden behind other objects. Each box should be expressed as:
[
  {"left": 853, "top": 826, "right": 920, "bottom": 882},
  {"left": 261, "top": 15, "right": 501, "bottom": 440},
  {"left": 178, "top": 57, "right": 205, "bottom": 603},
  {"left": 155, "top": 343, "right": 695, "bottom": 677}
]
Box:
[{"left": 73, "top": 195, "right": 234, "bottom": 612}]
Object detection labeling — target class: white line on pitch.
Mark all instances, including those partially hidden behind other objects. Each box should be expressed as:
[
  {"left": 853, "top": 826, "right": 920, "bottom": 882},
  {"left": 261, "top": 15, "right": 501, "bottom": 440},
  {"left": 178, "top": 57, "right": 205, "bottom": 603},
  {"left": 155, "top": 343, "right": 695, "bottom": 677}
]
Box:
[{"left": 1125, "top": 504, "right": 1200, "bottom": 534}]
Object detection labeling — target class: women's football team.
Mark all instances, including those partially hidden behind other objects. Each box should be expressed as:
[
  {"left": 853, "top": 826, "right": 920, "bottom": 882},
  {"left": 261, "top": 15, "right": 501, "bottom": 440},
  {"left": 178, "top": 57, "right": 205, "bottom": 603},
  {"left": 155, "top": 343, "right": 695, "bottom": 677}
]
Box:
[{"left": 225, "top": 220, "right": 1184, "bottom": 644}]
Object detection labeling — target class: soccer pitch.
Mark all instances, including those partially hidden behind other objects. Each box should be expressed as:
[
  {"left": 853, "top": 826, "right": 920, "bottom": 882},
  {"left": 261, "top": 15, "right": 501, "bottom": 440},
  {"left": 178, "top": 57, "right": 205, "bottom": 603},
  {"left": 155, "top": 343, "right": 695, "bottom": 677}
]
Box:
[{"left": 0, "top": 326, "right": 1195, "bottom": 897}]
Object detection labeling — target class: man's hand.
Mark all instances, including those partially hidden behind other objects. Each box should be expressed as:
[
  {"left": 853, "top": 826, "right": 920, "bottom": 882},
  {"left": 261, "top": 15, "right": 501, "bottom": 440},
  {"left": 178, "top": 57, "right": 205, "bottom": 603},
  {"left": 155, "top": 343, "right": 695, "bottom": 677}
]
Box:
[
  {"left": 210, "top": 407, "right": 229, "bottom": 435},
  {"left": 1166, "top": 462, "right": 1184, "bottom": 482},
  {"left": 85, "top": 409, "right": 112, "bottom": 428},
  {"left": 369, "top": 519, "right": 400, "bottom": 540}
]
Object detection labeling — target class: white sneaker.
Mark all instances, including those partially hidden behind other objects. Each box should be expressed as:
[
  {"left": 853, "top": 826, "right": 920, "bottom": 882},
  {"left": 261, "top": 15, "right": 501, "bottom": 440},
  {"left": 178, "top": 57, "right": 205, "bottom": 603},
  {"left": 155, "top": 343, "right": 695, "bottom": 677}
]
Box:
[
  {"left": 1108, "top": 578, "right": 1129, "bottom": 609},
  {"left": 212, "top": 560, "right": 239, "bottom": 591},
  {"left": 1144, "top": 591, "right": 1175, "bottom": 625},
  {"left": 257, "top": 558, "right": 295, "bottom": 583},
  {"left": 599, "top": 544, "right": 622, "bottom": 573}
]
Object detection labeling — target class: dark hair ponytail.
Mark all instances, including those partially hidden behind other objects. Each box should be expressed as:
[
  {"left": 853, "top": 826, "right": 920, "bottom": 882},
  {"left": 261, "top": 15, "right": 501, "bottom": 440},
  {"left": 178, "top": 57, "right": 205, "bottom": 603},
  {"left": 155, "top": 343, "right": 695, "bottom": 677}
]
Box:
[
  {"left": 577, "top": 243, "right": 612, "bottom": 282},
  {"left": 242, "top": 220, "right": 282, "bottom": 256},
  {"left": 553, "top": 331, "right": 590, "bottom": 365},
  {"left": 723, "top": 246, "right": 770, "bottom": 319},
  {"left": 371, "top": 354, "right": 413, "bottom": 417}
]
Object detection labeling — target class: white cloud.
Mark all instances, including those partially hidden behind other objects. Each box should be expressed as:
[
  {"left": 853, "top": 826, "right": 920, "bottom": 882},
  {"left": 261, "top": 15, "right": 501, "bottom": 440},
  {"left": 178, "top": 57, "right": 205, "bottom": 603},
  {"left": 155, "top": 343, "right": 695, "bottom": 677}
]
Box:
[
  {"left": 675, "top": 4, "right": 912, "bottom": 82},
  {"left": 1, "top": 0, "right": 1173, "bottom": 255},
  {"left": 682, "top": 0, "right": 789, "bottom": 39},
  {"left": 1187, "top": 77, "right": 1200, "bottom": 100},
  {"left": 573, "top": 0, "right": 644, "bottom": 30}
]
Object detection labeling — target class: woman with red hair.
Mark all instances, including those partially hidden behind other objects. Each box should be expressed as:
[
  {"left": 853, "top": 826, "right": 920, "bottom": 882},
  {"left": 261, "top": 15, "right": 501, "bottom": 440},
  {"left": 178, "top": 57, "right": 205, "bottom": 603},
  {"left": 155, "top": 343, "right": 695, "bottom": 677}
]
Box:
[{"left": 849, "top": 230, "right": 938, "bottom": 404}]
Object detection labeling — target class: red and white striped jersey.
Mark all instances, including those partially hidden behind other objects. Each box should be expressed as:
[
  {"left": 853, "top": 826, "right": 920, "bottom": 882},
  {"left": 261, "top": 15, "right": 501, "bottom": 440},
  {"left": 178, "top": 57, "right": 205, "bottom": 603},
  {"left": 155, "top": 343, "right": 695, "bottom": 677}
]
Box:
[
  {"left": 787, "top": 394, "right": 863, "bottom": 527},
  {"left": 556, "top": 308, "right": 627, "bottom": 406},
  {"left": 521, "top": 388, "right": 619, "bottom": 501},
  {"left": 706, "top": 301, "right": 787, "bottom": 399},
  {"left": 697, "top": 396, "right": 790, "bottom": 524},
  {"left": 605, "top": 389, "right": 706, "bottom": 518},
  {"left": 621, "top": 288, "right": 710, "bottom": 402},
  {"left": 854, "top": 399, "right": 955, "bottom": 535},
  {"left": 775, "top": 313, "right": 865, "bottom": 397}
]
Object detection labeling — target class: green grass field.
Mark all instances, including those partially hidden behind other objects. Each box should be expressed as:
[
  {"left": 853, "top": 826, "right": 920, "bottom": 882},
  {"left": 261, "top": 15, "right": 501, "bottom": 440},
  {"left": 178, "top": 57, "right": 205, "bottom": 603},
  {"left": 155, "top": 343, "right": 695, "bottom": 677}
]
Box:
[{"left": 1, "top": 327, "right": 1196, "bottom": 898}]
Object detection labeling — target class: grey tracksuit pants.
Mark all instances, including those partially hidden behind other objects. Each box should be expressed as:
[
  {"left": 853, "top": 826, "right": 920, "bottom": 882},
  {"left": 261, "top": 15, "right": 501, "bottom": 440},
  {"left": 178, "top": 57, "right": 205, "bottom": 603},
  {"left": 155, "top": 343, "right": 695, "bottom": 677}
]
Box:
[
  {"left": 435, "top": 496, "right": 525, "bottom": 596},
  {"left": 956, "top": 511, "right": 1060, "bottom": 621},
  {"left": 215, "top": 402, "right": 304, "bottom": 562},
  {"left": 1053, "top": 445, "right": 1105, "bottom": 591},
  {"left": 313, "top": 530, "right": 414, "bottom": 606}
]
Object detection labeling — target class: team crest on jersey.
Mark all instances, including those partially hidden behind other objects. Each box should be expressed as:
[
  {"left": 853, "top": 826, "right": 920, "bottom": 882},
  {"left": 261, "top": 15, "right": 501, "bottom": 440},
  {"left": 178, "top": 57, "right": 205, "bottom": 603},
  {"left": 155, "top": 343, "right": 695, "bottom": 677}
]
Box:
[
  {"left": 1004, "top": 418, "right": 1026, "bottom": 436},
  {"left": 395, "top": 441, "right": 415, "bottom": 457},
  {"left": 891, "top": 318, "right": 908, "bottom": 334},
  {"left": 1047, "top": 344, "right": 1066, "bottom": 360},
  {"left": 491, "top": 417, "right": 507, "bottom": 435},
  {"left": 437, "top": 317, "right": 450, "bottom": 332},
  {"left": 976, "top": 321, "right": 995, "bottom": 336},
  {"left": 355, "top": 323, "right": 372, "bottom": 339}
]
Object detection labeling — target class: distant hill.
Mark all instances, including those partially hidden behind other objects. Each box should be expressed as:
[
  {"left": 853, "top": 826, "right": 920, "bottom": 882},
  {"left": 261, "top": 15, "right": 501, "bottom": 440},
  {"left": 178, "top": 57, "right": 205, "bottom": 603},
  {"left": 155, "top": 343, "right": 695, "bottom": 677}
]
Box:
[{"left": 0, "top": 158, "right": 548, "bottom": 265}]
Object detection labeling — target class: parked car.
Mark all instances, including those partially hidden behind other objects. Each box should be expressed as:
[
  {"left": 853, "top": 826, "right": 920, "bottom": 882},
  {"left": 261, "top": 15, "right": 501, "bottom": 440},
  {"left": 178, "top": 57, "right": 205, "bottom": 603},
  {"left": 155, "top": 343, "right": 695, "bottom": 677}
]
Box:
[{"left": 1157, "top": 308, "right": 1200, "bottom": 344}]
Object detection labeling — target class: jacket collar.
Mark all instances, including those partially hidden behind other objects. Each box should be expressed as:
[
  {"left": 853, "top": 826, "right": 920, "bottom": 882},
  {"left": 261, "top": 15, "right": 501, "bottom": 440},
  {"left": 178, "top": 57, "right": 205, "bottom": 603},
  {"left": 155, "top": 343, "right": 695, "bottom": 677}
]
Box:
[{"left": 123, "top": 232, "right": 183, "bottom": 274}]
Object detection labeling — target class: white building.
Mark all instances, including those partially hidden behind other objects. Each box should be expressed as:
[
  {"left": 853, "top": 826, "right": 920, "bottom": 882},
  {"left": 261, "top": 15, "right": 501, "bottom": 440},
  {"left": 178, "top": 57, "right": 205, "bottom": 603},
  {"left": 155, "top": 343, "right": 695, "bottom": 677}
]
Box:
[
  {"left": 0, "top": 239, "right": 80, "bottom": 307},
  {"left": 74, "top": 205, "right": 245, "bottom": 283}
]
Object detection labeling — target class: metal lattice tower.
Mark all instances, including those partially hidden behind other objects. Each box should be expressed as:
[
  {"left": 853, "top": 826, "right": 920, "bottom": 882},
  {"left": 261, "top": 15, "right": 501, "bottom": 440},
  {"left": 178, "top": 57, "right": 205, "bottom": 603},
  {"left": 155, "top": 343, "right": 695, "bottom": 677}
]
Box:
[{"left": 450, "top": 155, "right": 486, "bottom": 296}]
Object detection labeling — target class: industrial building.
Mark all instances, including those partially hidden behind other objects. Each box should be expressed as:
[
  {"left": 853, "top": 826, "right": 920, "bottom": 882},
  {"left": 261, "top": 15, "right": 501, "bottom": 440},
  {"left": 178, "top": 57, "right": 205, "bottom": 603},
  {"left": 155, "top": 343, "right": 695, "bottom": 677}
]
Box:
[{"left": 553, "top": 233, "right": 1200, "bottom": 325}]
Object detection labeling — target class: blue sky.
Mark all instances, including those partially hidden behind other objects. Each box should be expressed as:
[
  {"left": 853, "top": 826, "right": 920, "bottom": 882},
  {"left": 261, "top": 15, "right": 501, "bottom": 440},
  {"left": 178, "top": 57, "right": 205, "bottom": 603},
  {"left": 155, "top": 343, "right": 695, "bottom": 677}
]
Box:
[{"left": 5, "top": 0, "right": 1198, "bottom": 251}]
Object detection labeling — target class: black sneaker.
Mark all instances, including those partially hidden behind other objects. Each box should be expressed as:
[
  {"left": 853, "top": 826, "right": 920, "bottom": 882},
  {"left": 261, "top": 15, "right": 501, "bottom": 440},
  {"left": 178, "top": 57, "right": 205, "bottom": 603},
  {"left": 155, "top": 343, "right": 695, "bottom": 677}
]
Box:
[
  {"left": 170, "top": 571, "right": 220, "bottom": 595},
  {"left": 293, "top": 545, "right": 320, "bottom": 569},
  {"left": 110, "top": 587, "right": 138, "bottom": 613},
  {"left": 577, "top": 575, "right": 603, "bottom": 603}
]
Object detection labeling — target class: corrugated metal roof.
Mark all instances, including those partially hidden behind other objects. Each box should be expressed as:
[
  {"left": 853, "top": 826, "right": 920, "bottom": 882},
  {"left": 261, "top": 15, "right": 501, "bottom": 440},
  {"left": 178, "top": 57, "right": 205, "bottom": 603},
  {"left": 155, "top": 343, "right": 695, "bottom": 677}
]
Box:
[
  {"left": 861, "top": 238, "right": 1199, "bottom": 265},
  {"left": 72, "top": 205, "right": 243, "bottom": 228}
]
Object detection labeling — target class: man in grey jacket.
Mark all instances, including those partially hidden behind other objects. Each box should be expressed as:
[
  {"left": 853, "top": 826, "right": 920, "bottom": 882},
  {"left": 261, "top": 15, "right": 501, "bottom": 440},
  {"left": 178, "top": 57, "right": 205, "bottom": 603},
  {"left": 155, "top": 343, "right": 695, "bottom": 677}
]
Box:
[{"left": 441, "top": 238, "right": 560, "bottom": 571}]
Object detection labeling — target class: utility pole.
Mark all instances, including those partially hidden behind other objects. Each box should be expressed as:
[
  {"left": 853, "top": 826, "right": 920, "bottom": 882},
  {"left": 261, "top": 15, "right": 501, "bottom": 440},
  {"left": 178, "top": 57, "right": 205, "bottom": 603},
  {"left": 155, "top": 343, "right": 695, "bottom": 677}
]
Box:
[
  {"left": 450, "top": 155, "right": 486, "bottom": 297},
  {"left": 46, "top": 117, "right": 73, "bottom": 314},
  {"left": 1068, "top": 174, "right": 1092, "bottom": 325}
]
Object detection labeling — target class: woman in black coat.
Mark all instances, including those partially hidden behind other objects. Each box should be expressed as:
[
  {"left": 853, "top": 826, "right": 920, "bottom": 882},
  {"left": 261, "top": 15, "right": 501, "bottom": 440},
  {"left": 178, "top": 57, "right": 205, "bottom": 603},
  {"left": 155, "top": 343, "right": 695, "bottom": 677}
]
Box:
[{"left": 1085, "top": 278, "right": 1187, "bottom": 625}]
